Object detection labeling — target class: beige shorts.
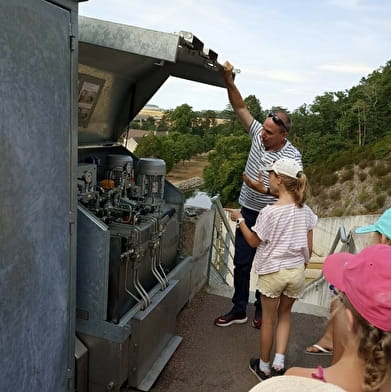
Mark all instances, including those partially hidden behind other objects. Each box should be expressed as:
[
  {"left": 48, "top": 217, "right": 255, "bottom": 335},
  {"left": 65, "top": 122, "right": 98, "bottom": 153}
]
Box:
[{"left": 256, "top": 264, "right": 305, "bottom": 298}]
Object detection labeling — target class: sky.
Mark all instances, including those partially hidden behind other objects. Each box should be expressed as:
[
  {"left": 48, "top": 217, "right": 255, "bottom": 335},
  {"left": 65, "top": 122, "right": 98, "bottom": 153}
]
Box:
[{"left": 79, "top": 0, "right": 391, "bottom": 113}]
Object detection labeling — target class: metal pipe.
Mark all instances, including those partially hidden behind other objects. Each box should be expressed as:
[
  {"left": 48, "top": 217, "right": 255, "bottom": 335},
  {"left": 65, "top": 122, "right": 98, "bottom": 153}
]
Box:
[{"left": 124, "top": 256, "right": 148, "bottom": 309}]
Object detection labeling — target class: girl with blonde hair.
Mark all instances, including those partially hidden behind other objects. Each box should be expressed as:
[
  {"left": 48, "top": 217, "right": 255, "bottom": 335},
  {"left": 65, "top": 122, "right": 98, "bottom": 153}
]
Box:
[{"left": 229, "top": 157, "right": 317, "bottom": 380}]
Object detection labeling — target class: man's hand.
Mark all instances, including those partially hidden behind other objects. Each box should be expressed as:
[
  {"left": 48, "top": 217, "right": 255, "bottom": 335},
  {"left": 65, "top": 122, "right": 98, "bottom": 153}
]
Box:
[
  {"left": 242, "top": 171, "right": 268, "bottom": 194},
  {"left": 225, "top": 208, "right": 242, "bottom": 221},
  {"left": 222, "top": 61, "right": 235, "bottom": 84}
]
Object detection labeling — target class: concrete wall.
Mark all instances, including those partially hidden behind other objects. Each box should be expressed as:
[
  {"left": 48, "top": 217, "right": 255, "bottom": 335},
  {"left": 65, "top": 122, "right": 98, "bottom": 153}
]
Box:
[
  {"left": 182, "top": 207, "right": 215, "bottom": 301},
  {"left": 313, "top": 213, "right": 380, "bottom": 256}
]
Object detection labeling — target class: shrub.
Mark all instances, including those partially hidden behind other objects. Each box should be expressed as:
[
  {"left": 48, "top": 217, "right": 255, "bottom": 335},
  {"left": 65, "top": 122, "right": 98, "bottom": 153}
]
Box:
[
  {"left": 332, "top": 207, "right": 345, "bottom": 217},
  {"left": 355, "top": 147, "right": 376, "bottom": 165},
  {"left": 374, "top": 179, "right": 387, "bottom": 192},
  {"left": 327, "top": 154, "right": 354, "bottom": 172},
  {"left": 369, "top": 163, "right": 389, "bottom": 177},
  {"left": 358, "top": 172, "right": 367, "bottom": 182},
  {"left": 339, "top": 169, "right": 354, "bottom": 183},
  {"left": 319, "top": 173, "right": 338, "bottom": 186},
  {"left": 364, "top": 194, "right": 386, "bottom": 212},
  {"left": 376, "top": 194, "right": 386, "bottom": 209},
  {"left": 358, "top": 160, "right": 368, "bottom": 169},
  {"left": 358, "top": 190, "right": 369, "bottom": 204},
  {"left": 329, "top": 189, "right": 341, "bottom": 201},
  {"left": 373, "top": 133, "right": 391, "bottom": 158},
  {"left": 364, "top": 200, "right": 379, "bottom": 213}
]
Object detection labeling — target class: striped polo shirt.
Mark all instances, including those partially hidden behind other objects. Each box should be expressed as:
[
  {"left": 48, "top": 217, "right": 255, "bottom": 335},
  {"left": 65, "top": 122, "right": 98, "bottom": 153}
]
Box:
[{"left": 239, "top": 119, "right": 302, "bottom": 211}]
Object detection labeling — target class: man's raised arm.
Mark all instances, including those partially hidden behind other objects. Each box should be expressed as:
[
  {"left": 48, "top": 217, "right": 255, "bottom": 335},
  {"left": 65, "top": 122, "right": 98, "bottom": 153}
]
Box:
[{"left": 222, "top": 61, "right": 254, "bottom": 132}]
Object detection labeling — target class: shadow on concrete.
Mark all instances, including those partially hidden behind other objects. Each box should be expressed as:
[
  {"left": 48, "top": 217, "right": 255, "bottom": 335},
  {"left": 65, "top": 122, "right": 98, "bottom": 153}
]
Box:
[{"left": 127, "top": 288, "right": 332, "bottom": 392}]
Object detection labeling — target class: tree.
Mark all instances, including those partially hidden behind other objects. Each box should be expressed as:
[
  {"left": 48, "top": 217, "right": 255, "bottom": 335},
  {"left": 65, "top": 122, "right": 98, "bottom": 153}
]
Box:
[
  {"left": 129, "top": 120, "right": 140, "bottom": 129},
  {"left": 140, "top": 116, "right": 156, "bottom": 130},
  {"left": 156, "top": 114, "right": 169, "bottom": 132},
  {"left": 244, "top": 95, "right": 262, "bottom": 121},
  {"left": 134, "top": 134, "right": 162, "bottom": 158},
  {"left": 203, "top": 134, "right": 251, "bottom": 205},
  {"left": 166, "top": 104, "right": 195, "bottom": 133}
]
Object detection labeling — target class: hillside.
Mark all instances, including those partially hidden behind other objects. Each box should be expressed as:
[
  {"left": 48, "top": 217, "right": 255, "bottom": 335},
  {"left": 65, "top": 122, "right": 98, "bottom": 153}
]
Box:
[
  {"left": 306, "top": 150, "right": 391, "bottom": 217},
  {"left": 166, "top": 145, "right": 391, "bottom": 218}
]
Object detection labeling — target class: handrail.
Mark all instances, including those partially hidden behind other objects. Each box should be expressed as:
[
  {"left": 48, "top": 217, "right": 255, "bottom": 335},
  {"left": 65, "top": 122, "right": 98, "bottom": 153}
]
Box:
[
  {"left": 302, "top": 226, "right": 352, "bottom": 293},
  {"left": 210, "top": 195, "right": 235, "bottom": 243},
  {"left": 207, "top": 195, "right": 235, "bottom": 284},
  {"left": 207, "top": 196, "right": 354, "bottom": 298}
]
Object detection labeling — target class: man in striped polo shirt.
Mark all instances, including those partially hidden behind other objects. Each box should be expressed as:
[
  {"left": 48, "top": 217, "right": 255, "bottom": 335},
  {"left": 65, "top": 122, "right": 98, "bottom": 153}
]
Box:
[{"left": 214, "top": 61, "right": 303, "bottom": 328}]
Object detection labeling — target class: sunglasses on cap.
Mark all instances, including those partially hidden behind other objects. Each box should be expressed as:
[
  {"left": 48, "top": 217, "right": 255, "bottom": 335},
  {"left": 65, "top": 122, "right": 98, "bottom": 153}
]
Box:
[{"left": 268, "top": 112, "right": 289, "bottom": 132}]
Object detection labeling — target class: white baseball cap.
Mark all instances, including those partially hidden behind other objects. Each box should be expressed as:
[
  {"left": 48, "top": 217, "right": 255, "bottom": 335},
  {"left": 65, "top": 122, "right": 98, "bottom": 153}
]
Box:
[{"left": 264, "top": 158, "right": 302, "bottom": 179}]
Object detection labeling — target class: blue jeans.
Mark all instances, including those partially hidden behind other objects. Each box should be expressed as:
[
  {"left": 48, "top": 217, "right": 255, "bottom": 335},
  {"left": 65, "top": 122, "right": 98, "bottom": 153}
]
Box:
[{"left": 231, "top": 206, "right": 260, "bottom": 314}]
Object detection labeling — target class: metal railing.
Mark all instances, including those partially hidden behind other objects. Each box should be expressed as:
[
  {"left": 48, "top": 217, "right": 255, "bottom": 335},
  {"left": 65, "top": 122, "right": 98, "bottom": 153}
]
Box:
[
  {"left": 206, "top": 196, "right": 356, "bottom": 308},
  {"left": 207, "top": 195, "right": 235, "bottom": 285},
  {"left": 299, "top": 226, "right": 353, "bottom": 307}
]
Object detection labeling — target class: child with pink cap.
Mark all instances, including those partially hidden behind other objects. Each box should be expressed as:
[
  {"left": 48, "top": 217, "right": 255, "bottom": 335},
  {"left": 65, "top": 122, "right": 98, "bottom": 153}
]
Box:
[
  {"left": 305, "top": 208, "right": 391, "bottom": 360},
  {"left": 287, "top": 244, "right": 391, "bottom": 392}
]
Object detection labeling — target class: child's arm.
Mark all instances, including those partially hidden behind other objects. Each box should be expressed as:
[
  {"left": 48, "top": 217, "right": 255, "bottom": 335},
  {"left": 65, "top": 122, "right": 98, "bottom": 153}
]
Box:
[
  {"left": 226, "top": 209, "right": 261, "bottom": 248},
  {"left": 237, "top": 219, "right": 261, "bottom": 248},
  {"left": 307, "top": 230, "right": 313, "bottom": 257},
  {"left": 305, "top": 230, "right": 313, "bottom": 268}
]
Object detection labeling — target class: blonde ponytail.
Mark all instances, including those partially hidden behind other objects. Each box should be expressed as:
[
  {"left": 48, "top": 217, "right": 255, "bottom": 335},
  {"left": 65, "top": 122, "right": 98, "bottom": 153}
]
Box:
[{"left": 280, "top": 172, "right": 308, "bottom": 207}]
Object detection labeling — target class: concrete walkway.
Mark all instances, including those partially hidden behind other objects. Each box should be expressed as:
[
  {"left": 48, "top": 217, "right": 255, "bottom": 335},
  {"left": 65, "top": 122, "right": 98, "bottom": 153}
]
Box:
[{"left": 127, "top": 287, "right": 332, "bottom": 392}]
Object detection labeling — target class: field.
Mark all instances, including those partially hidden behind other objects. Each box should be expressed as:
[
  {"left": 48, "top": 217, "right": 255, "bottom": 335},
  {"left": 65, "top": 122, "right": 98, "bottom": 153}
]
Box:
[{"left": 165, "top": 154, "right": 209, "bottom": 184}]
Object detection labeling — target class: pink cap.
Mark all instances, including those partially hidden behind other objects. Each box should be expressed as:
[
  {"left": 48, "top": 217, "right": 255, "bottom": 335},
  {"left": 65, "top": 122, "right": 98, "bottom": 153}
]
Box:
[{"left": 323, "top": 244, "right": 391, "bottom": 332}]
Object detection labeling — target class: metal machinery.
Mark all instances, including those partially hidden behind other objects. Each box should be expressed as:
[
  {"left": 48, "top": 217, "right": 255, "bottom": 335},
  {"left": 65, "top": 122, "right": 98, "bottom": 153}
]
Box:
[{"left": 75, "top": 16, "right": 226, "bottom": 391}]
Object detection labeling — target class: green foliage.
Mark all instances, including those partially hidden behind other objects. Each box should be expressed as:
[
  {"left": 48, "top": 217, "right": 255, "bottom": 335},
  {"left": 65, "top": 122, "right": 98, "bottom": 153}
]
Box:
[
  {"left": 358, "top": 172, "right": 367, "bottom": 182},
  {"left": 133, "top": 59, "right": 391, "bottom": 211},
  {"left": 319, "top": 173, "right": 338, "bottom": 186},
  {"left": 364, "top": 194, "right": 386, "bottom": 212},
  {"left": 358, "top": 160, "right": 368, "bottom": 169},
  {"left": 203, "top": 135, "right": 251, "bottom": 205},
  {"left": 339, "top": 169, "right": 354, "bottom": 183},
  {"left": 332, "top": 207, "right": 345, "bottom": 217},
  {"left": 129, "top": 120, "right": 141, "bottom": 129},
  {"left": 166, "top": 104, "right": 196, "bottom": 133},
  {"left": 288, "top": 61, "right": 391, "bottom": 167},
  {"left": 134, "top": 131, "right": 207, "bottom": 172},
  {"left": 369, "top": 162, "right": 390, "bottom": 177},
  {"left": 328, "top": 189, "right": 341, "bottom": 200},
  {"left": 373, "top": 132, "right": 391, "bottom": 159},
  {"left": 134, "top": 134, "right": 161, "bottom": 158},
  {"left": 358, "top": 190, "right": 369, "bottom": 204},
  {"left": 376, "top": 194, "right": 386, "bottom": 208},
  {"left": 244, "top": 95, "right": 263, "bottom": 122},
  {"left": 374, "top": 174, "right": 391, "bottom": 192},
  {"left": 383, "top": 174, "right": 391, "bottom": 188},
  {"left": 141, "top": 116, "right": 156, "bottom": 130}
]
